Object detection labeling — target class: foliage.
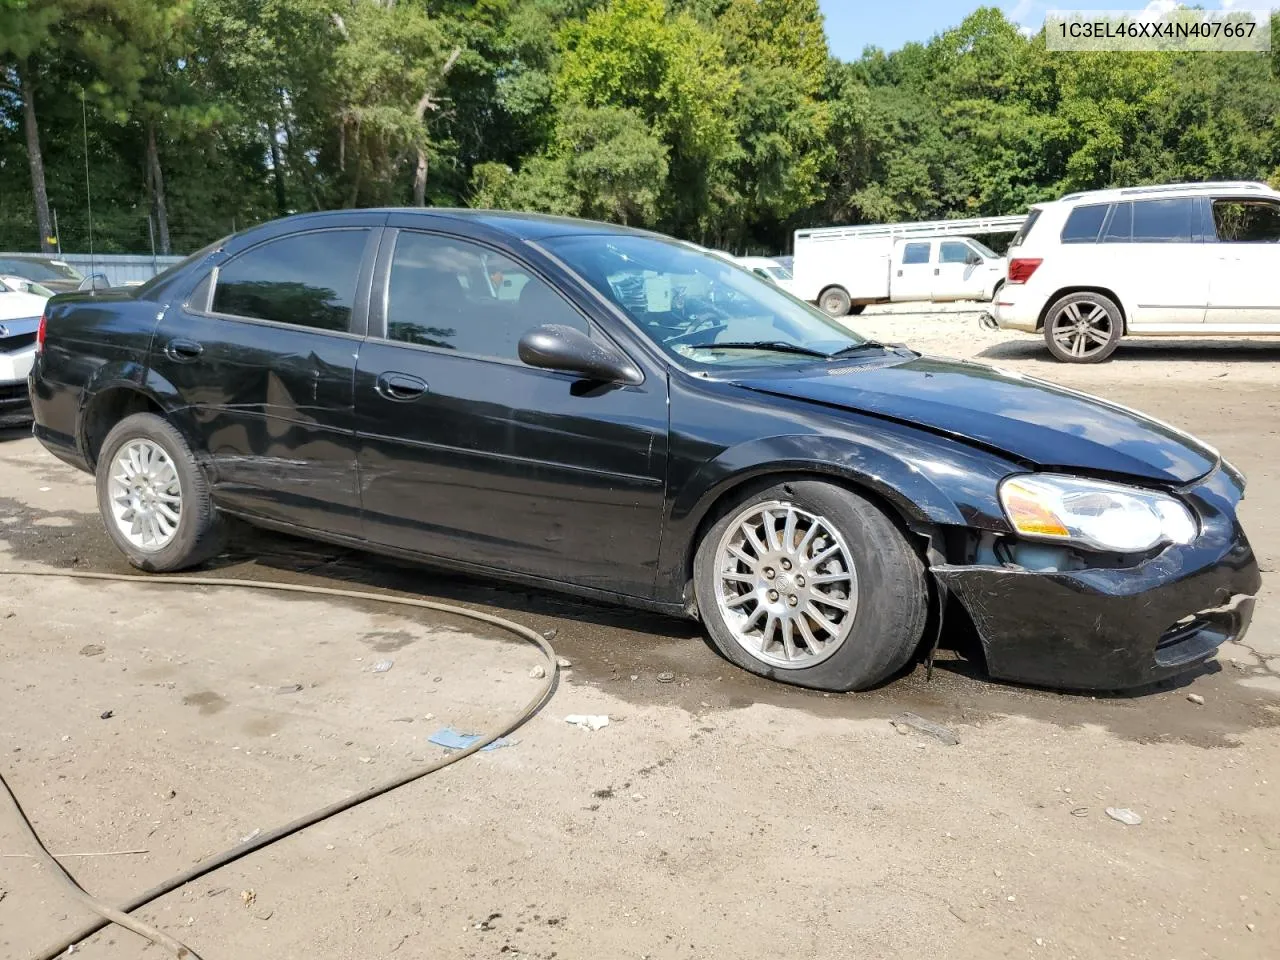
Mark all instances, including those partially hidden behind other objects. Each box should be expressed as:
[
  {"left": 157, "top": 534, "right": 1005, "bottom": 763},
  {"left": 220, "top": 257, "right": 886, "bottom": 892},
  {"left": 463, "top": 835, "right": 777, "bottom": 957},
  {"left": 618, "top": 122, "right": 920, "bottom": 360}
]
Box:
[{"left": 1, "top": 2, "right": 1278, "bottom": 256}]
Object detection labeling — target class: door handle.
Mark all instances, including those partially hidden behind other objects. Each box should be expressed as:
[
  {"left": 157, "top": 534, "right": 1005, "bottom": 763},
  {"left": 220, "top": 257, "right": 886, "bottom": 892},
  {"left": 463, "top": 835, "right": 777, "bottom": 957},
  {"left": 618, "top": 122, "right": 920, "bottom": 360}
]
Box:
[
  {"left": 896, "top": 269, "right": 903, "bottom": 277},
  {"left": 376, "top": 372, "right": 428, "bottom": 401},
  {"left": 933, "top": 268, "right": 940, "bottom": 275},
  {"left": 165, "top": 338, "right": 203, "bottom": 362}
]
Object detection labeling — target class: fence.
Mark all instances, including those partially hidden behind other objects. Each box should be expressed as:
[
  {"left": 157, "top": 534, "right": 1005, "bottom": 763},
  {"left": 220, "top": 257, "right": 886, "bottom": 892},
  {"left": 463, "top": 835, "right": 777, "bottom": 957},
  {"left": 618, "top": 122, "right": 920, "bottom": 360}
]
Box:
[{"left": 0, "top": 252, "right": 186, "bottom": 288}]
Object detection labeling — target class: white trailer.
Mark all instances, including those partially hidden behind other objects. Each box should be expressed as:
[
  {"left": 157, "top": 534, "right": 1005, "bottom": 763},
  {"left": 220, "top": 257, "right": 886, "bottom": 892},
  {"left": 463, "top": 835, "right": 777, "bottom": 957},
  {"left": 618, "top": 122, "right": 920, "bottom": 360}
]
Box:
[{"left": 792, "top": 215, "right": 1026, "bottom": 316}]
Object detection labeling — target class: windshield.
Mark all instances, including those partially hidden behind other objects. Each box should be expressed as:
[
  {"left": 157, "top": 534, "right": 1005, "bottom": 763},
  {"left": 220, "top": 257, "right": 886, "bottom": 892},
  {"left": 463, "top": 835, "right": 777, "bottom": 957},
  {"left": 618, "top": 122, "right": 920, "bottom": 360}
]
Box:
[
  {"left": 968, "top": 239, "right": 999, "bottom": 259},
  {"left": 1009, "top": 209, "right": 1041, "bottom": 248},
  {"left": 539, "top": 235, "right": 867, "bottom": 367},
  {"left": 0, "top": 258, "right": 82, "bottom": 282}
]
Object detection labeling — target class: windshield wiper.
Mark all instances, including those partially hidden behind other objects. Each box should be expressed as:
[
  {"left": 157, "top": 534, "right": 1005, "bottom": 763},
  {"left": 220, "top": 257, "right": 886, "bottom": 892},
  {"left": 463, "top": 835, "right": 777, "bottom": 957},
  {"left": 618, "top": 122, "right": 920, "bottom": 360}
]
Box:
[
  {"left": 826, "top": 341, "right": 888, "bottom": 359},
  {"left": 684, "top": 340, "right": 832, "bottom": 358}
]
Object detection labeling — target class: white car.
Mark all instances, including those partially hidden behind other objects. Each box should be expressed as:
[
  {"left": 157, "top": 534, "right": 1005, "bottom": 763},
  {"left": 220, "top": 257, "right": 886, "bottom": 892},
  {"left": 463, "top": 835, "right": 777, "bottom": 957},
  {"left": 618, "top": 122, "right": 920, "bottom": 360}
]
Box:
[
  {"left": 993, "top": 181, "right": 1280, "bottom": 362},
  {"left": 0, "top": 278, "right": 48, "bottom": 425},
  {"left": 735, "top": 256, "right": 796, "bottom": 295}
]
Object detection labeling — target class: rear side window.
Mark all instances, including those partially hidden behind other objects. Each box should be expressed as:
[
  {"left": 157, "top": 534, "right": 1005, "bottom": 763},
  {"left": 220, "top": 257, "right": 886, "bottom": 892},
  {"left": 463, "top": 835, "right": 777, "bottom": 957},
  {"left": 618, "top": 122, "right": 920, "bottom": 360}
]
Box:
[
  {"left": 1212, "top": 199, "right": 1280, "bottom": 242},
  {"left": 1060, "top": 204, "right": 1108, "bottom": 243},
  {"left": 938, "top": 241, "right": 971, "bottom": 264},
  {"left": 210, "top": 229, "right": 369, "bottom": 332},
  {"left": 1009, "top": 208, "right": 1042, "bottom": 248},
  {"left": 901, "top": 242, "right": 930, "bottom": 264},
  {"left": 1131, "top": 198, "right": 1194, "bottom": 242},
  {"left": 1102, "top": 202, "right": 1132, "bottom": 243}
]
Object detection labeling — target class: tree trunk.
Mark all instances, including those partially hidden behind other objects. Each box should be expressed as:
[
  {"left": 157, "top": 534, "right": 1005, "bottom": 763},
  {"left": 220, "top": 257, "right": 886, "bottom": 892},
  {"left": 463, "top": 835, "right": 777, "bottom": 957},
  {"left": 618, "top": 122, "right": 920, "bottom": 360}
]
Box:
[
  {"left": 269, "top": 127, "right": 288, "bottom": 217},
  {"left": 18, "top": 62, "right": 55, "bottom": 253},
  {"left": 412, "top": 148, "right": 428, "bottom": 207},
  {"left": 145, "top": 122, "right": 172, "bottom": 254}
]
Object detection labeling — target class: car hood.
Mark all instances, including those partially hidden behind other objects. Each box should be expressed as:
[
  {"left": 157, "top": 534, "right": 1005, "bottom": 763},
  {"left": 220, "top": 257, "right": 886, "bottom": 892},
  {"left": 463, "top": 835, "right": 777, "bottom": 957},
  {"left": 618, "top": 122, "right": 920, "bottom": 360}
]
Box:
[{"left": 730, "top": 354, "right": 1218, "bottom": 485}]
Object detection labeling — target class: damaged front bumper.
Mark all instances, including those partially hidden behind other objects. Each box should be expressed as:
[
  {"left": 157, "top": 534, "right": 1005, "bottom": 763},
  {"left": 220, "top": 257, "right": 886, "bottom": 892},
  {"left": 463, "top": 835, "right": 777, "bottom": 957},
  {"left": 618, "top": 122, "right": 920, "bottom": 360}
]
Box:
[{"left": 933, "top": 466, "right": 1261, "bottom": 691}]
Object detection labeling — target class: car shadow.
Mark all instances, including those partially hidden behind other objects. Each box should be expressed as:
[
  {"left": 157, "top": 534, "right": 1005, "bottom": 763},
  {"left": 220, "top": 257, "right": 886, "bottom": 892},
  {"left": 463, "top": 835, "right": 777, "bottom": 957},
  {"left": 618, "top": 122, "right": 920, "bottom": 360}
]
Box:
[
  {"left": 978, "top": 339, "right": 1280, "bottom": 364},
  {"left": 207, "top": 526, "right": 704, "bottom": 641},
  {"left": 928, "top": 648, "right": 1221, "bottom": 697}
]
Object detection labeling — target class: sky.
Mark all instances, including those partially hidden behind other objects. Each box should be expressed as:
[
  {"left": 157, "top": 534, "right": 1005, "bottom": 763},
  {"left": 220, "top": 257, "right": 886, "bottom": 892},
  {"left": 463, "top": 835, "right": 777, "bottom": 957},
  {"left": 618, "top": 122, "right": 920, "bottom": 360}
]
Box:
[{"left": 817, "top": 0, "right": 1263, "bottom": 60}]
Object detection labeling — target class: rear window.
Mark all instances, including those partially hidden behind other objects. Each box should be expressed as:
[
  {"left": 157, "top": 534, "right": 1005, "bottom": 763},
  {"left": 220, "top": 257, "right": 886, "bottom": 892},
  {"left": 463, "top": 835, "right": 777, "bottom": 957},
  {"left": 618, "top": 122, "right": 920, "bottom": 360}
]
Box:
[
  {"left": 1008, "top": 209, "right": 1042, "bottom": 248},
  {"left": 1131, "top": 198, "right": 1194, "bottom": 242},
  {"left": 901, "top": 242, "right": 931, "bottom": 264},
  {"left": 1060, "top": 204, "right": 1108, "bottom": 243}
]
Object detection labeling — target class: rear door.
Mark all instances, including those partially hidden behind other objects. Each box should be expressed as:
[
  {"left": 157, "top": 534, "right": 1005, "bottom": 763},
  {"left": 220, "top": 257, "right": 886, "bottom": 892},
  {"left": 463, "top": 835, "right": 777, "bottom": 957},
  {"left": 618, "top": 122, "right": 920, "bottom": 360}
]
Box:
[
  {"left": 892, "top": 241, "right": 933, "bottom": 300},
  {"left": 353, "top": 225, "right": 668, "bottom": 597},
  {"left": 1205, "top": 196, "right": 1280, "bottom": 325},
  {"left": 150, "top": 225, "right": 378, "bottom": 536},
  {"left": 1101, "top": 198, "right": 1207, "bottom": 325}
]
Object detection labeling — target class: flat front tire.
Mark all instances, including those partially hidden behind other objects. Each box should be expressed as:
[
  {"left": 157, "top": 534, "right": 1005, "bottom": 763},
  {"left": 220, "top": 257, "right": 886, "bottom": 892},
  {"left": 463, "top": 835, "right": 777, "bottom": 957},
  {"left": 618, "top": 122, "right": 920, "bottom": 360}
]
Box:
[
  {"left": 95, "top": 412, "right": 225, "bottom": 571},
  {"left": 693, "top": 480, "right": 928, "bottom": 692}
]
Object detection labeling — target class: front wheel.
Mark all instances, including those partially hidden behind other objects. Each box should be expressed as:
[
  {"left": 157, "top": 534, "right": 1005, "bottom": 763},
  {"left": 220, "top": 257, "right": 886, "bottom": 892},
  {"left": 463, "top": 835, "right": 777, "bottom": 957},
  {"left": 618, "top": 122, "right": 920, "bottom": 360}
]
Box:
[
  {"left": 1043, "top": 291, "right": 1122, "bottom": 363},
  {"left": 95, "top": 412, "right": 226, "bottom": 571},
  {"left": 693, "top": 480, "right": 929, "bottom": 691}
]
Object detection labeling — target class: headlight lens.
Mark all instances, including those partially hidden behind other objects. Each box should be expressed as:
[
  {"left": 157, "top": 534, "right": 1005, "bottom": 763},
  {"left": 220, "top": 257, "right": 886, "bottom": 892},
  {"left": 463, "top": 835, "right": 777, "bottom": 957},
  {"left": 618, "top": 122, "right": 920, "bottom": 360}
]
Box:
[{"left": 999, "top": 474, "right": 1197, "bottom": 553}]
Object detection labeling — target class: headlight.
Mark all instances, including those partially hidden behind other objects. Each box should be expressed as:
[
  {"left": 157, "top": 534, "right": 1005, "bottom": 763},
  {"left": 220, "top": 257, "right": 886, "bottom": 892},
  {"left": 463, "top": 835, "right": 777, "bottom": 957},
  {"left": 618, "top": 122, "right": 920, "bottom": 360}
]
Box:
[{"left": 999, "top": 474, "right": 1197, "bottom": 553}]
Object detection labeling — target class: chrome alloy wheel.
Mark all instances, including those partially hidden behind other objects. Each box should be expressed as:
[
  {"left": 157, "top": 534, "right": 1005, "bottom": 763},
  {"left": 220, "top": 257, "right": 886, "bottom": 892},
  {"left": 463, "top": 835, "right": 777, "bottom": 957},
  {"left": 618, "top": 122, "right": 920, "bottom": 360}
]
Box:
[
  {"left": 713, "top": 500, "right": 859, "bottom": 669},
  {"left": 108, "top": 439, "right": 183, "bottom": 550},
  {"left": 1049, "top": 300, "right": 1113, "bottom": 359}
]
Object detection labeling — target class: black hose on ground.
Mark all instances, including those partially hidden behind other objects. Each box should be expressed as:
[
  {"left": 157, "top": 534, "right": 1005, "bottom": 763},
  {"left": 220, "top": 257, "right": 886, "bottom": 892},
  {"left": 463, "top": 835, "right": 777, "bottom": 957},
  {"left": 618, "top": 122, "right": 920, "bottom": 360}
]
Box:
[{"left": 0, "top": 568, "right": 560, "bottom": 960}]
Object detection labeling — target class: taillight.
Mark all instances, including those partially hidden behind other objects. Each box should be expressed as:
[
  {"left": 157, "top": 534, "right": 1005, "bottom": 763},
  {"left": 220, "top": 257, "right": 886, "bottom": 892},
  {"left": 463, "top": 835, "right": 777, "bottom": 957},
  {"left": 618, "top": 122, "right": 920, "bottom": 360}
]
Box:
[
  {"left": 1008, "top": 258, "right": 1042, "bottom": 284},
  {"left": 35, "top": 312, "right": 47, "bottom": 353}
]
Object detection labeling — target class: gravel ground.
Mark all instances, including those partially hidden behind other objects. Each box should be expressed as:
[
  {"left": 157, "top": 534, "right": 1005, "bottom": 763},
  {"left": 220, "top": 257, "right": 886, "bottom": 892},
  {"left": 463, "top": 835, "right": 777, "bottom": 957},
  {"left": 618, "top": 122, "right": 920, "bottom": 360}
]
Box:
[{"left": 2, "top": 311, "right": 1278, "bottom": 960}]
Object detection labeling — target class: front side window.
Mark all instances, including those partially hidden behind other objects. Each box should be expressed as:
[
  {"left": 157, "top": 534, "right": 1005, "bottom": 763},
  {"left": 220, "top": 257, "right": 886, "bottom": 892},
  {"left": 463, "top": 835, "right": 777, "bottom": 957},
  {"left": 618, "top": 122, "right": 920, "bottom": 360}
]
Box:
[
  {"left": 901, "top": 242, "right": 931, "bottom": 265},
  {"left": 939, "top": 241, "right": 972, "bottom": 264},
  {"left": 1131, "top": 198, "right": 1194, "bottom": 242},
  {"left": 540, "top": 235, "right": 867, "bottom": 368},
  {"left": 385, "top": 232, "right": 587, "bottom": 361},
  {"left": 211, "top": 229, "right": 368, "bottom": 332},
  {"left": 1061, "top": 204, "right": 1108, "bottom": 243},
  {"left": 1212, "top": 199, "right": 1280, "bottom": 243}
]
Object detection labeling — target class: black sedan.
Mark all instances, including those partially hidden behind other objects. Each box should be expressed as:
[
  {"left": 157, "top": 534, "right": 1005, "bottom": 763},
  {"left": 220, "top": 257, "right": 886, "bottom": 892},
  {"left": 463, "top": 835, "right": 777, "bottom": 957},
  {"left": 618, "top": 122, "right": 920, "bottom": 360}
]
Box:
[{"left": 29, "top": 210, "right": 1260, "bottom": 691}]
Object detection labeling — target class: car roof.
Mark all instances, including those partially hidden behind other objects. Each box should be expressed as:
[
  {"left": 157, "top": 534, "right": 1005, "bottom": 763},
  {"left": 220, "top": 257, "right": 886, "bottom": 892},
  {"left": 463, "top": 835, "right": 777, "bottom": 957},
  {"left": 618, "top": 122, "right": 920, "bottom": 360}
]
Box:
[
  {"left": 252, "top": 208, "right": 663, "bottom": 242},
  {"left": 1055, "top": 181, "right": 1280, "bottom": 205}
]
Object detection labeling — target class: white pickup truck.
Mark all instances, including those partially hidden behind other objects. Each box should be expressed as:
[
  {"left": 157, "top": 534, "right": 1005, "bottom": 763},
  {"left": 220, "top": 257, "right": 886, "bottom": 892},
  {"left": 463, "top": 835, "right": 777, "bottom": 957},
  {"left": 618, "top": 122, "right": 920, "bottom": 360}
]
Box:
[{"left": 792, "top": 229, "right": 1008, "bottom": 317}]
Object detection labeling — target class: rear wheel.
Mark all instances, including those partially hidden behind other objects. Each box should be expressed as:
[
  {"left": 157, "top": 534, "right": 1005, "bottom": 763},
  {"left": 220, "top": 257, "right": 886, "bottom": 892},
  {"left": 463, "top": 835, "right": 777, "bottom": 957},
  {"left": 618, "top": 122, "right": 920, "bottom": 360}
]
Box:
[
  {"left": 1043, "top": 291, "right": 1122, "bottom": 363},
  {"left": 693, "top": 480, "right": 928, "bottom": 692},
  {"left": 818, "top": 286, "right": 852, "bottom": 317},
  {"left": 95, "top": 412, "right": 225, "bottom": 571}
]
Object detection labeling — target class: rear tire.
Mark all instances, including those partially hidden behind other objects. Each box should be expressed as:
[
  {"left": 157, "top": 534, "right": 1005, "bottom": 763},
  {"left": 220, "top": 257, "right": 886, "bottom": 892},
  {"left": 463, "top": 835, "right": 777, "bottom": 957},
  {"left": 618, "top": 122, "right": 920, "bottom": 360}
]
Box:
[
  {"left": 818, "top": 286, "right": 852, "bottom": 317},
  {"left": 95, "top": 412, "right": 226, "bottom": 571},
  {"left": 693, "top": 479, "right": 928, "bottom": 692},
  {"left": 1042, "top": 291, "right": 1123, "bottom": 363}
]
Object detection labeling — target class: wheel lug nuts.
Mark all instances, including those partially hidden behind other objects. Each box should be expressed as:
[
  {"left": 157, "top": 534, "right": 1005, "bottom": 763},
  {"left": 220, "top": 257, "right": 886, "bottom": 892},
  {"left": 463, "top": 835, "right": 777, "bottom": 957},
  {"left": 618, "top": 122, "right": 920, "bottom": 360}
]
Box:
[
  {"left": 767, "top": 590, "right": 779, "bottom": 602},
  {"left": 780, "top": 558, "right": 792, "bottom": 570},
  {"left": 795, "top": 575, "right": 805, "bottom": 587},
  {"left": 787, "top": 595, "right": 798, "bottom": 607},
  {"left": 763, "top": 568, "right": 774, "bottom": 579}
]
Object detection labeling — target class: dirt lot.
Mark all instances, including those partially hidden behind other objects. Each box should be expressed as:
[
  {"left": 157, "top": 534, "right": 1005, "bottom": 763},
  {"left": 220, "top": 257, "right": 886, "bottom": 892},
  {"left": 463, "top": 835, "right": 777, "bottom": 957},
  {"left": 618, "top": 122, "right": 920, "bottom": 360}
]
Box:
[{"left": 2, "top": 312, "right": 1279, "bottom": 960}]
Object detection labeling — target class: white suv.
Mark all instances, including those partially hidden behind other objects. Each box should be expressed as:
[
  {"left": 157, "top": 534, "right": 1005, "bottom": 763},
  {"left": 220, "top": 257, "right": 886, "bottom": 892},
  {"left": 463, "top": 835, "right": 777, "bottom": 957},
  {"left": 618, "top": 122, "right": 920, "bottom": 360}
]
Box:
[{"left": 992, "top": 181, "right": 1280, "bottom": 362}]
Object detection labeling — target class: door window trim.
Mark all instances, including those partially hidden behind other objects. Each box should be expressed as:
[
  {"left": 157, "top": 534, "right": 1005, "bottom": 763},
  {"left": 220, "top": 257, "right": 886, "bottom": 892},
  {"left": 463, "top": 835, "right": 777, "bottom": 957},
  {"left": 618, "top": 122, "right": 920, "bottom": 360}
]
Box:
[
  {"left": 185, "top": 227, "right": 379, "bottom": 338},
  {"left": 369, "top": 227, "right": 644, "bottom": 381}
]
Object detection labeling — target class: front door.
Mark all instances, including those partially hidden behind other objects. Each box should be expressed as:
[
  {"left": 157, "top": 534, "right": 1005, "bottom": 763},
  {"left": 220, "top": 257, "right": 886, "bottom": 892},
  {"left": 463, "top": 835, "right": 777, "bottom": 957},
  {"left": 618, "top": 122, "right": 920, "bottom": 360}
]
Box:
[
  {"left": 893, "top": 241, "right": 933, "bottom": 301},
  {"left": 1205, "top": 196, "right": 1280, "bottom": 325},
  {"left": 150, "top": 227, "right": 376, "bottom": 536},
  {"left": 932, "top": 240, "right": 982, "bottom": 300},
  {"left": 354, "top": 228, "right": 669, "bottom": 598}
]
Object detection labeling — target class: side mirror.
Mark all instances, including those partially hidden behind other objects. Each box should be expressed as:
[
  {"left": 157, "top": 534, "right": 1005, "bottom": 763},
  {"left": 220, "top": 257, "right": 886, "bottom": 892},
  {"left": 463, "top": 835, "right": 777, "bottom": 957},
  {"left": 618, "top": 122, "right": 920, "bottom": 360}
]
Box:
[
  {"left": 77, "top": 273, "right": 110, "bottom": 292},
  {"left": 518, "top": 324, "right": 642, "bottom": 385}
]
